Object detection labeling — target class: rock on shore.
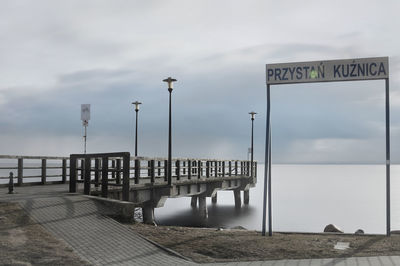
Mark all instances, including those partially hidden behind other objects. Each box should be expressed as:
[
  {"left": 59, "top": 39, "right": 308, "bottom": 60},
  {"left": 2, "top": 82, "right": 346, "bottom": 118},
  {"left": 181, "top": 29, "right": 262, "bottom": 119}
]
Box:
[
  {"left": 324, "top": 224, "right": 344, "bottom": 233},
  {"left": 355, "top": 229, "right": 364, "bottom": 235}
]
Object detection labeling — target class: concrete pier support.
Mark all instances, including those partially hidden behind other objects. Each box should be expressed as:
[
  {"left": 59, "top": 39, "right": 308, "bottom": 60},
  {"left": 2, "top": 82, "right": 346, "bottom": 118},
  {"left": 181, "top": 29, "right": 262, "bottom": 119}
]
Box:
[
  {"left": 234, "top": 189, "right": 241, "bottom": 209},
  {"left": 244, "top": 190, "right": 249, "bottom": 205},
  {"left": 212, "top": 193, "right": 217, "bottom": 204},
  {"left": 191, "top": 196, "right": 197, "bottom": 208},
  {"left": 142, "top": 205, "right": 155, "bottom": 225},
  {"left": 198, "top": 196, "right": 208, "bottom": 222}
]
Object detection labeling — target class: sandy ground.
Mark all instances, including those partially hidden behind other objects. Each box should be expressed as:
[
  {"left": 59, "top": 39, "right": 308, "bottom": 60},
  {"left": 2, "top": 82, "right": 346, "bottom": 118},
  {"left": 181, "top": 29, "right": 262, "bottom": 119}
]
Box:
[
  {"left": 131, "top": 223, "right": 400, "bottom": 263},
  {"left": 0, "top": 202, "right": 90, "bottom": 266}
]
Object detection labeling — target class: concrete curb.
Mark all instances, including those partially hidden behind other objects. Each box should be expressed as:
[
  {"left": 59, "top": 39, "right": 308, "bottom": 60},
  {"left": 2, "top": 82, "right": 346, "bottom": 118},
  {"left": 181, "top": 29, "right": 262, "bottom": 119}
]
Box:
[{"left": 134, "top": 229, "right": 195, "bottom": 263}]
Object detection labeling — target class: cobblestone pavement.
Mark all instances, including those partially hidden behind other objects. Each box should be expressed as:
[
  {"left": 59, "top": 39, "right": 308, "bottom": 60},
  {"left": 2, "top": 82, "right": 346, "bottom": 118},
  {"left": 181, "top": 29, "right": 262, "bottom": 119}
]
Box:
[
  {"left": 0, "top": 184, "right": 193, "bottom": 266},
  {"left": 1, "top": 184, "right": 400, "bottom": 266}
]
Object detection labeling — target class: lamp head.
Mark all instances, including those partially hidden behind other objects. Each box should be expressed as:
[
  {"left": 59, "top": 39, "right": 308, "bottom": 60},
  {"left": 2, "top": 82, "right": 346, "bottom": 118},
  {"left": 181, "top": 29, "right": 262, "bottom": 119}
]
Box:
[
  {"left": 132, "top": 101, "right": 142, "bottom": 111},
  {"left": 249, "top": 111, "right": 257, "bottom": 120},
  {"left": 163, "top": 77, "right": 177, "bottom": 90}
]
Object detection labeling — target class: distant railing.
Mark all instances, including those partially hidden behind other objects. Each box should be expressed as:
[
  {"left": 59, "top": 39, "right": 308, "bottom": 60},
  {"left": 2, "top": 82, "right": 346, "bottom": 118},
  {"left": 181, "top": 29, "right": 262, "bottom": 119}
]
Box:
[
  {"left": 0, "top": 154, "right": 257, "bottom": 189},
  {"left": 0, "top": 155, "right": 68, "bottom": 187},
  {"left": 69, "top": 152, "right": 257, "bottom": 200}
]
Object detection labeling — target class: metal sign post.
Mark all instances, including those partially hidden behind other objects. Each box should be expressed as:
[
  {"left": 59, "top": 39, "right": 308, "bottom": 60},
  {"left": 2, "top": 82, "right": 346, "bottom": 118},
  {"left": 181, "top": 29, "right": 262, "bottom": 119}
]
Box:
[
  {"left": 263, "top": 57, "right": 390, "bottom": 236},
  {"left": 81, "top": 104, "right": 91, "bottom": 154}
]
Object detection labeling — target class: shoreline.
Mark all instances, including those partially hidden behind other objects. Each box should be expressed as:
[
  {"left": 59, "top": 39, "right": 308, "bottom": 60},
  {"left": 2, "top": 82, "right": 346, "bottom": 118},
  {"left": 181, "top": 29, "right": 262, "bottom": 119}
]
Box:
[{"left": 130, "top": 223, "right": 400, "bottom": 263}]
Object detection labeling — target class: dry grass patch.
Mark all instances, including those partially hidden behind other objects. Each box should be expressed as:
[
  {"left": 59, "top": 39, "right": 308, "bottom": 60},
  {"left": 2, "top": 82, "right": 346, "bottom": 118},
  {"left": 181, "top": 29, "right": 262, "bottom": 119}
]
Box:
[{"left": 132, "top": 223, "right": 400, "bottom": 263}]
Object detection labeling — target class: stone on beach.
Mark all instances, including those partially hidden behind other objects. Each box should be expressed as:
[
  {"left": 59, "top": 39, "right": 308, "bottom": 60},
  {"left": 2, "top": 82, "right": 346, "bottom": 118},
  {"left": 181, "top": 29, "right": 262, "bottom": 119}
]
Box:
[
  {"left": 355, "top": 229, "right": 364, "bottom": 235},
  {"left": 324, "top": 224, "right": 344, "bottom": 233}
]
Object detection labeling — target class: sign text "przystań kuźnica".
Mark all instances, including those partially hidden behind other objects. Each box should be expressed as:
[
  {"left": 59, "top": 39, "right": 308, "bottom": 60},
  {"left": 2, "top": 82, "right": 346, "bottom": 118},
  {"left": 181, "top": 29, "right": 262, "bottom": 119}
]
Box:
[{"left": 266, "top": 57, "right": 388, "bottom": 85}]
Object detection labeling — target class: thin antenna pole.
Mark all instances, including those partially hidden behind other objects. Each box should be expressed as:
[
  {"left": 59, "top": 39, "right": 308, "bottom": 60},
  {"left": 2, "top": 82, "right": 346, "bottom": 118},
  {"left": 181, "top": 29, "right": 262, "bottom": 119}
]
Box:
[{"left": 84, "top": 124, "right": 87, "bottom": 154}]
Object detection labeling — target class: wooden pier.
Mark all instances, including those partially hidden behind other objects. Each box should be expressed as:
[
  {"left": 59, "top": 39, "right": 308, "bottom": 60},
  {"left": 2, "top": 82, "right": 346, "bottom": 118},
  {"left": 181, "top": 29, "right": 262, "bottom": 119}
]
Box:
[{"left": 0, "top": 153, "right": 257, "bottom": 224}]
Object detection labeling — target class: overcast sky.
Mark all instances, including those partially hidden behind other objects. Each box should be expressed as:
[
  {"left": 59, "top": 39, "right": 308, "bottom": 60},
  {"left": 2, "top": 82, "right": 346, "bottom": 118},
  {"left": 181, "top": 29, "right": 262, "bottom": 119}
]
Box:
[{"left": 1, "top": 0, "right": 399, "bottom": 163}]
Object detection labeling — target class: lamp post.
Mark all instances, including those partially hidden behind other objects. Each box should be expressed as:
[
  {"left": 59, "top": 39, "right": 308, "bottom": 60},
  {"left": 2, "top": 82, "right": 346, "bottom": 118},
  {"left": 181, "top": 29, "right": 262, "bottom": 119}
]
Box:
[
  {"left": 132, "top": 101, "right": 142, "bottom": 157},
  {"left": 163, "top": 77, "right": 177, "bottom": 186},
  {"left": 249, "top": 112, "right": 257, "bottom": 178}
]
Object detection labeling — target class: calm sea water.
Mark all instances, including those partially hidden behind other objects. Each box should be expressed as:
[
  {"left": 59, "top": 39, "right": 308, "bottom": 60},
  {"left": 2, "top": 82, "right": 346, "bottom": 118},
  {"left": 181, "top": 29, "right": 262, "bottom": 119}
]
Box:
[{"left": 154, "top": 164, "right": 400, "bottom": 234}]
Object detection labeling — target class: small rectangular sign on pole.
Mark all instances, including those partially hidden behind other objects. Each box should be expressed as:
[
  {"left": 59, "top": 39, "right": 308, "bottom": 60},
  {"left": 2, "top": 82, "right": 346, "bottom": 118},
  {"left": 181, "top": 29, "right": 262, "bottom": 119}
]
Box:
[
  {"left": 266, "top": 57, "right": 388, "bottom": 85},
  {"left": 81, "top": 104, "right": 91, "bottom": 124}
]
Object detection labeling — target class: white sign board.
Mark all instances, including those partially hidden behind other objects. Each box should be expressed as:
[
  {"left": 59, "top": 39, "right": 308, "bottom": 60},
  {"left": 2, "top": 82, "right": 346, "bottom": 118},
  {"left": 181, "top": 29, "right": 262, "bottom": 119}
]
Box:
[
  {"left": 81, "top": 104, "right": 90, "bottom": 122},
  {"left": 266, "top": 57, "right": 388, "bottom": 85}
]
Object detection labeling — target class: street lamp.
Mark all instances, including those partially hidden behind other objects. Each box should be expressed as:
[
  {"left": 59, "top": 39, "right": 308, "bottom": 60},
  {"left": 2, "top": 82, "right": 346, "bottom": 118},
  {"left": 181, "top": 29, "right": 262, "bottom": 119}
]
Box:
[
  {"left": 163, "top": 77, "right": 177, "bottom": 186},
  {"left": 132, "top": 101, "right": 142, "bottom": 157},
  {"left": 249, "top": 111, "right": 257, "bottom": 178}
]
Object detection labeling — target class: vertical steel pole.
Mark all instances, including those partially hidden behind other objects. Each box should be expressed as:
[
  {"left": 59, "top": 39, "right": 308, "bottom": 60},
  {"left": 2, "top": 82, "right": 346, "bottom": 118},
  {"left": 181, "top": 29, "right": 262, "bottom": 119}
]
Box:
[
  {"left": 251, "top": 117, "right": 254, "bottom": 178},
  {"left": 268, "top": 129, "right": 272, "bottom": 236},
  {"left": 168, "top": 88, "right": 172, "bottom": 186},
  {"left": 262, "top": 84, "right": 271, "bottom": 236},
  {"left": 385, "top": 78, "right": 391, "bottom": 236},
  {"left": 135, "top": 110, "right": 138, "bottom": 157}
]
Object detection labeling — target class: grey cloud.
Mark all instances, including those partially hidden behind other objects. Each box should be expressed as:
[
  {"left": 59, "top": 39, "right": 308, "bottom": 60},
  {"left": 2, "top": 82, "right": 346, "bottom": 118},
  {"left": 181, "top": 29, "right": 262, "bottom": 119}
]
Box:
[{"left": 58, "top": 68, "right": 137, "bottom": 84}]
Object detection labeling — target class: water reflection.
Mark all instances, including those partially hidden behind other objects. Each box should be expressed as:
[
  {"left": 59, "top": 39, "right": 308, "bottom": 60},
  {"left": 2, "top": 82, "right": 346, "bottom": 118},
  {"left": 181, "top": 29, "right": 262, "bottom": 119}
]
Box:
[{"left": 155, "top": 202, "right": 256, "bottom": 228}]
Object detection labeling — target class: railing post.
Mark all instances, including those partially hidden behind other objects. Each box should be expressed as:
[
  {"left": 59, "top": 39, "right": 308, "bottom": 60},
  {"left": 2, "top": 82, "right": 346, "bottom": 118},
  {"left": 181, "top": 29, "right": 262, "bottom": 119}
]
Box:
[
  {"left": 41, "top": 159, "right": 46, "bottom": 184},
  {"left": 116, "top": 159, "right": 121, "bottom": 184},
  {"left": 147, "top": 161, "right": 151, "bottom": 178},
  {"left": 135, "top": 159, "right": 140, "bottom": 184},
  {"left": 94, "top": 159, "right": 100, "bottom": 187},
  {"left": 198, "top": 160, "right": 202, "bottom": 179},
  {"left": 69, "top": 156, "right": 77, "bottom": 193},
  {"left": 229, "top": 161, "right": 232, "bottom": 176},
  {"left": 62, "top": 159, "right": 67, "bottom": 184},
  {"left": 80, "top": 159, "right": 85, "bottom": 180},
  {"left": 84, "top": 157, "right": 91, "bottom": 195},
  {"left": 8, "top": 172, "right": 14, "bottom": 194},
  {"left": 235, "top": 161, "right": 238, "bottom": 176},
  {"left": 111, "top": 160, "right": 116, "bottom": 180},
  {"left": 214, "top": 161, "right": 218, "bottom": 177},
  {"left": 150, "top": 160, "right": 155, "bottom": 184},
  {"left": 17, "top": 158, "right": 23, "bottom": 186},
  {"left": 122, "top": 155, "right": 130, "bottom": 201},
  {"left": 158, "top": 161, "right": 161, "bottom": 176},
  {"left": 206, "top": 161, "right": 210, "bottom": 178},
  {"left": 176, "top": 160, "right": 180, "bottom": 181},
  {"left": 188, "top": 160, "right": 192, "bottom": 180},
  {"left": 164, "top": 160, "right": 168, "bottom": 182},
  {"left": 101, "top": 157, "right": 108, "bottom": 197},
  {"left": 222, "top": 161, "right": 225, "bottom": 177}
]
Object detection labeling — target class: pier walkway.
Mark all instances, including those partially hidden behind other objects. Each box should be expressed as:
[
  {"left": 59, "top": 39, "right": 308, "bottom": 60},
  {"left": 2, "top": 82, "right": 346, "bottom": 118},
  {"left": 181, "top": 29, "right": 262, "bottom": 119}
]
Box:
[{"left": 1, "top": 184, "right": 400, "bottom": 265}]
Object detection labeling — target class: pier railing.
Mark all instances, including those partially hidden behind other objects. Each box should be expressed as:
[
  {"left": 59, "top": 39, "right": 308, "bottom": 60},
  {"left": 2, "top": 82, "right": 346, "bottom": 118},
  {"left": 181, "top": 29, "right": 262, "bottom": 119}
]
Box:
[
  {"left": 0, "top": 155, "right": 68, "bottom": 187},
  {"left": 0, "top": 154, "right": 257, "bottom": 191},
  {"left": 69, "top": 152, "right": 257, "bottom": 200}
]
